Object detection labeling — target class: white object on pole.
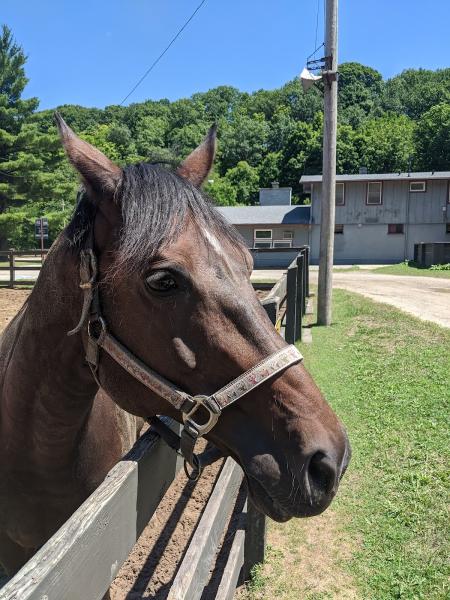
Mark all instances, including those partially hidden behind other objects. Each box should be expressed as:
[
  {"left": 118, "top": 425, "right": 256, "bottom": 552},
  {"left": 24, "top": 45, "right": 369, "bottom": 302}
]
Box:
[{"left": 300, "top": 67, "right": 322, "bottom": 91}]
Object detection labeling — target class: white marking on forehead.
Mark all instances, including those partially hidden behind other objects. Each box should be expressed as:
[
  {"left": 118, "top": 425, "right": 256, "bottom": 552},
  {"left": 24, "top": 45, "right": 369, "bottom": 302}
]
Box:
[
  {"left": 204, "top": 229, "right": 223, "bottom": 254},
  {"left": 203, "top": 228, "right": 235, "bottom": 275}
]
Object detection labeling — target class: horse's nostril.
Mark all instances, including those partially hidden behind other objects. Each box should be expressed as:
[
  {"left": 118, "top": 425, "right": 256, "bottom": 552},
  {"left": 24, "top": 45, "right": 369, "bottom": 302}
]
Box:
[{"left": 307, "top": 451, "right": 338, "bottom": 498}]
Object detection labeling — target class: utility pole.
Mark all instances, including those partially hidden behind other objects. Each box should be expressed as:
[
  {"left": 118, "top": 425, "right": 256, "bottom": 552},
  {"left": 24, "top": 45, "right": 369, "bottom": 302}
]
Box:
[{"left": 317, "top": 0, "right": 338, "bottom": 325}]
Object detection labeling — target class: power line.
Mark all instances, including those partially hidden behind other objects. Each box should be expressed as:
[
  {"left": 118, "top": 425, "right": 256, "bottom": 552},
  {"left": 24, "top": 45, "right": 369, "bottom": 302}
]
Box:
[
  {"left": 314, "top": 0, "right": 322, "bottom": 51},
  {"left": 119, "top": 0, "right": 209, "bottom": 106}
]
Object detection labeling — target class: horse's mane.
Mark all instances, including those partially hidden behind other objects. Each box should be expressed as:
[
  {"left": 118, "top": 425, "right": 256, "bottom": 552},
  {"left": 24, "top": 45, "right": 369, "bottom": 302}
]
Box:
[{"left": 65, "top": 162, "right": 245, "bottom": 274}]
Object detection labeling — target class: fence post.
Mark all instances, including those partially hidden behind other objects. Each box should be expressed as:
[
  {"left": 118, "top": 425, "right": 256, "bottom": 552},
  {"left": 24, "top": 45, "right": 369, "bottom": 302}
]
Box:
[
  {"left": 240, "top": 299, "right": 275, "bottom": 581},
  {"left": 261, "top": 297, "right": 279, "bottom": 327},
  {"left": 304, "top": 246, "right": 310, "bottom": 298},
  {"left": 285, "top": 263, "right": 297, "bottom": 343},
  {"left": 295, "top": 254, "right": 304, "bottom": 341},
  {"left": 8, "top": 250, "right": 15, "bottom": 289},
  {"left": 242, "top": 499, "right": 267, "bottom": 582}
]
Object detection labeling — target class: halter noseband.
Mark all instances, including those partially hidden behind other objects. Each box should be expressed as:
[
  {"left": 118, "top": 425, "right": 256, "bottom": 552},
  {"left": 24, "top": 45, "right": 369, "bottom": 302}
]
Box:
[{"left": 69, "top": 242, "right": 303, "bottom": 479}]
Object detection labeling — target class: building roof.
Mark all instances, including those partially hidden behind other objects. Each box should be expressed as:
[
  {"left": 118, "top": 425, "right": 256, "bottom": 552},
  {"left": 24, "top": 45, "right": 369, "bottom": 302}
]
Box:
[
  {"left": 300, "top": 171, "right": 450, "bottom": 184},
  {"left": 217, "top": 205, "right": 310, "bottom": 225}
]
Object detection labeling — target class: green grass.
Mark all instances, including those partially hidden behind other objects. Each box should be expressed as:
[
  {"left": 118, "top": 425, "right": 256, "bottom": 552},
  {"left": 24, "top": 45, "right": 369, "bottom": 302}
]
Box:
[
  {"left": 372, "top": 261, "right": 450, "bottom": 279},
  {"left": 242, "top": 290, "right": 449, "bottom": 599}
]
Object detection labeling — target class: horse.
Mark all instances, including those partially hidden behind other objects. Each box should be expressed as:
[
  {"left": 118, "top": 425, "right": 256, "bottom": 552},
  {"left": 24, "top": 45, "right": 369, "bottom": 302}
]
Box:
[{"left": 0, "top": 115, "right": 350, "bottom": 579}]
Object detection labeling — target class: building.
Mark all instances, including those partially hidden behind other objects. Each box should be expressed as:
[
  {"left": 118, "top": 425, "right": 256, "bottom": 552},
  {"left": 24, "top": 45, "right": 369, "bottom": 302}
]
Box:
[
  {"left": 217, "top": 184, "right": 310, "bottom": 268},
  {"left": 301, "top": 172, "right": 450, "bottom": 264}
]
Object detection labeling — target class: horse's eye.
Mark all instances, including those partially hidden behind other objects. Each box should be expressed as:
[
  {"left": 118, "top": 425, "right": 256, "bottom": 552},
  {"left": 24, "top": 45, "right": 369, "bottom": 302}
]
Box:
[{"left": 146, "top": 271, "right": 178, "bottom": 295}]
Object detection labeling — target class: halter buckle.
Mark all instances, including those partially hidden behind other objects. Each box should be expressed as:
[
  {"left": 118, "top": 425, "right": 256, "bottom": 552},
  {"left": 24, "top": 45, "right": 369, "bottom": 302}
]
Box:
[
  {"left": 182, "top": 395, "right": 221, "bottom": 437},
  {"left": 87, "top": 316, "right": 107, "bottom": 342}
]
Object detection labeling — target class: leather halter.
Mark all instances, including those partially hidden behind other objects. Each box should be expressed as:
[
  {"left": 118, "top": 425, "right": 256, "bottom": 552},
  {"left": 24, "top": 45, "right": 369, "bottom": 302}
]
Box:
[{"left": 68, "top": 240, "right": 303, "bottom": 479}]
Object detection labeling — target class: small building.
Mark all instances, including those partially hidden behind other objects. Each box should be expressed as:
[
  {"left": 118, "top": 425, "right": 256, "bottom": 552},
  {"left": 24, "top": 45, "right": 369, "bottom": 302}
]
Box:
[
  {"left": 217, "top": 184, "right": 310, "bottom": 267},
  {"left": 301, "top": 172, "right": 450, "bottom": 264}
]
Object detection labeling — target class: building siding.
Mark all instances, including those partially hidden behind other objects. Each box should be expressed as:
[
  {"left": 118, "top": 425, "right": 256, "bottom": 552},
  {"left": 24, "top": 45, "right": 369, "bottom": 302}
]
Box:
[
  {"left": 309, "top": 177, "right": 450, "bottom": 263},
  {"left": 313, "top": 180, "right": 449, "bottom": 226}
]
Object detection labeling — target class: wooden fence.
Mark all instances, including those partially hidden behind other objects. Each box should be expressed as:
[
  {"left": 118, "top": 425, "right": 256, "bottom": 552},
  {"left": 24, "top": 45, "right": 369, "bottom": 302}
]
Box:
[
  {"left": 0, "top": 250, "right": 310, "bottom": 600},
  {"left": 261, "top": 246, "right": 310, "bottom": 343},
  {"left": 0, "top": 250, "right": 47, "bottom": 288}
]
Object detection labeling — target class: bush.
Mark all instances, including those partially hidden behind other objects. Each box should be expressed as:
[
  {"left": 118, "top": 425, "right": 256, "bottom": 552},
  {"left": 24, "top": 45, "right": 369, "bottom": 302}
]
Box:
[
  {"left": 430, "top": 263, "right": 450, "bottom": 271},
  {"left": 0, "top": 210, "right": 72, "bottom": 250}
]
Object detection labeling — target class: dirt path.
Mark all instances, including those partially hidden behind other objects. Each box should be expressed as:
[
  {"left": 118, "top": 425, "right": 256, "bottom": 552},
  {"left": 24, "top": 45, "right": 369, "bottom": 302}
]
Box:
[
  {"left": 0, "top": 290, "right": 30, "bottom": 331},
  {"left": 310, "top": 271, "right": 450, "bottom": 328}
]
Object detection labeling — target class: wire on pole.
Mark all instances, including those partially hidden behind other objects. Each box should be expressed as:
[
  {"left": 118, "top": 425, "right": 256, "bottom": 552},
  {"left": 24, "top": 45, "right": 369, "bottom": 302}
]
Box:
[{"left": 119, "top": 0, "right": 209, "bottom": 106}]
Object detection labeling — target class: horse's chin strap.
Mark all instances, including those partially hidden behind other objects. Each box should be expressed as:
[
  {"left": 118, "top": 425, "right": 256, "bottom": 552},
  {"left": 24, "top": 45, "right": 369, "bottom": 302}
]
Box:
[{"left": 69, "top": 245, "right": 304, "bottom": 480}]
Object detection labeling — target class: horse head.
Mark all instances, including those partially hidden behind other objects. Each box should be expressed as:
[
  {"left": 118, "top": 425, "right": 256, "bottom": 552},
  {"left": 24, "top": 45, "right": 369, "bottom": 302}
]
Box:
[{"left": 56, "top": 115, "right": 350, "bottom": 521}]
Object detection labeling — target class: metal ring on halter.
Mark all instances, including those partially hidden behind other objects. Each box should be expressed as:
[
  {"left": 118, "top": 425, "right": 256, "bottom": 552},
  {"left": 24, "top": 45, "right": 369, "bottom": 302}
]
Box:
[
  {"left": 87, "top": 316, "right": 107, "bottom": 342},
  {"left": 184, "top": 454, "right": 202, "bottom": 481},
  {"left": 182, "top": 395, "right": 221, "bottom": 437}
]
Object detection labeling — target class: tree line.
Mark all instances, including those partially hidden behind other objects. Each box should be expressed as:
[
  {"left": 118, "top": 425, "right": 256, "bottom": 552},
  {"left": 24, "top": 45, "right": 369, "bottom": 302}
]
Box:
[{"left": 1, "top": 24, "right": 450, "bottom": 247}]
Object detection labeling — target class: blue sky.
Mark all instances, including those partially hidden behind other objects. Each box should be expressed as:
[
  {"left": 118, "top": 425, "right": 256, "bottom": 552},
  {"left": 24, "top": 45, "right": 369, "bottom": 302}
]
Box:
[{"left": 3, "top": 0, "right": 450, "bottom": 110}]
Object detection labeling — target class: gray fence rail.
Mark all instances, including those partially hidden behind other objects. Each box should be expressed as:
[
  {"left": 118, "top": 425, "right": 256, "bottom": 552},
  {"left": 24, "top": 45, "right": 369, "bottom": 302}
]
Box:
[
  {"left": 0, "top": 250, "right": 47, "bottom": 288},
  {"left": 0, "top": 252, "right": 310, "bottom": 600},
  {"left": 262, "top": 246, "right": 310, "bottom": 343}
]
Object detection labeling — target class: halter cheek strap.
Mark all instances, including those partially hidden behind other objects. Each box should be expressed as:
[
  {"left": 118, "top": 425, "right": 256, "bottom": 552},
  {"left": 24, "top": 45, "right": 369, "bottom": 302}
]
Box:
[{"left": 69, "top": 247, "right": 304, "bottom": 479}]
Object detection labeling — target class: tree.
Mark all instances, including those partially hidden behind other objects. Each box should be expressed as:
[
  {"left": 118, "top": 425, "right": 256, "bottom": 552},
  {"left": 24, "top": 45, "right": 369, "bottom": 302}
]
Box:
[
  {"left": 224, "top": 161, "right": 259, "bottom": 205},
  {"left": 219, "top": 113, "right": 269, "bottom": 173},
  {"left": 336, "top": 124, "right": 360, "bottom": 174},
  {"left": 204, "top": 173, "right": 238, "bottom": 206},
  {"left": 258, "top": 152, "right": 281, "bottom": 188},
  {"left": 279, "top": 117, "right": 322, "bottom": 193},
  {"left": 168, "top": 122, "right": 209, "bottom": 159},
  {"left": 134, "top": 115, "right": 168, "bottom": 158},
  {"left": 0, "top": 25, "right": 60, "bottom": 211},
  {"left": 356, "top": 115, "right": 415, "bottom": 173},
  {"left": 415, "top": 103, "right": 450, "bottom": 171},
  {"left": 278, "top": 79, "right": 323, "bottom": 123},
  {"left": 383, "top": 68, "right": 450, "bottom": 120},
  {"left": 338, "top": 62, "right": 384, "bottom": 127},
  {"left": 192, "top": 86, "right": 242, "bottom": 122}
]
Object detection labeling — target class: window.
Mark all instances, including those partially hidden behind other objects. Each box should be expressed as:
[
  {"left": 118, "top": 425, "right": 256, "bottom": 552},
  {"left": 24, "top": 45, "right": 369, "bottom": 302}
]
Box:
[
  {"left": 446, "top": 223, "right": 450, "bottom": 234},
  {"left": 334, "top": 224, "right": 344, "bottom": 234},
  {"left": 367, "top": 182, "right": 382, "bottom": 205},
  {"left": 335, "top": 183, "right": 345, "bottom": 206},
  {"left": 254, "top": 229, "right": 272, "bottom": 248},
  {"left": 273, "top": 240, "right": 293, "bottom": 248},
  {"left": 254, "top": 229, "right": 272, "bottom": 240},
  {"left": 388, "top": 224, "right": 404, "bottom": 234},
  {"left": 282, "top": 230, "right": 294, "bottom": 240},
  {"left": 410, "top": 181, "right": 426, "bottom": 193}
]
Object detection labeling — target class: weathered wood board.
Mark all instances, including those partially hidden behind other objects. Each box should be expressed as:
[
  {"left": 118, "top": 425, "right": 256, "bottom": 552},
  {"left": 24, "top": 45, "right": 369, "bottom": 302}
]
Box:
[
  {"left": 0, "top": 420, "right": 181, "bottom": 600},
  {"left": 168, "top": 458, "right": 243, "bottom": 600}
]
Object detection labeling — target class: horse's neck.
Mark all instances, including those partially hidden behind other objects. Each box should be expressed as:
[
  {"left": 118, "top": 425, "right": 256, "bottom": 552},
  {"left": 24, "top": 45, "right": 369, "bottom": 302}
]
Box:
[{"left": 1, "top": 239, "right": 98, "bottom": 469}]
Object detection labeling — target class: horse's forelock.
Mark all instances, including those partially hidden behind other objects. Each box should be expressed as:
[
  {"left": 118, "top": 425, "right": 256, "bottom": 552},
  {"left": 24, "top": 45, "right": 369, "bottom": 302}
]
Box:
[{"left": 65, "top": 163, "right": 245, "bottom": 275}]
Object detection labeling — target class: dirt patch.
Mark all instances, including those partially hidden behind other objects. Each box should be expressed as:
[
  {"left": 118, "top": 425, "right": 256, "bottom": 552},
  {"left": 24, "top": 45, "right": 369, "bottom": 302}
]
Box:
[
  {"left": 236, "top": 504, "right": 359, "bottom": 600},
  {"left": 278, "top": 508, "right": 358, "bottom": 599},
  {"left": 0, "top": 289, "right": 30, "bottom": 332}
]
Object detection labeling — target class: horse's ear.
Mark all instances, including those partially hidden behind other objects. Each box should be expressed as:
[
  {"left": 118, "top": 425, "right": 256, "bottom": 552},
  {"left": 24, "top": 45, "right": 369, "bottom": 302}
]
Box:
[
  {"left": 54, "top": 112, "right": 122, "bottom": 198},
  {"left": 177, "top": 124, "right": 217, "bottom": 187}
]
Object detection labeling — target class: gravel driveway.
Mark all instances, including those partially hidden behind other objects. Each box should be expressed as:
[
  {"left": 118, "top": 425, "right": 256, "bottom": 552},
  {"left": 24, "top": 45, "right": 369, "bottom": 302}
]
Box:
[{"left": 310, "top": 271, "right": 450, "bottom": 328}]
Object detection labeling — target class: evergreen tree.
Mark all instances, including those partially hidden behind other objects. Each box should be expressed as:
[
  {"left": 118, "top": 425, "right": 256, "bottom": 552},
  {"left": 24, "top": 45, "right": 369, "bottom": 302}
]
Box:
[{"left": 0, "top": 25, "right": 68, "bottom": 212}]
